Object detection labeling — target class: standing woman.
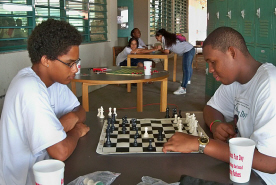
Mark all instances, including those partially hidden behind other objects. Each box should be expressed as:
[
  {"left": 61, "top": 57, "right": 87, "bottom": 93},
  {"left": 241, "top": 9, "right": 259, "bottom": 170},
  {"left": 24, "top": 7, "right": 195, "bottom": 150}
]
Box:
[{"left": 155, "top": 29, "right": 195, "bottom": 95}]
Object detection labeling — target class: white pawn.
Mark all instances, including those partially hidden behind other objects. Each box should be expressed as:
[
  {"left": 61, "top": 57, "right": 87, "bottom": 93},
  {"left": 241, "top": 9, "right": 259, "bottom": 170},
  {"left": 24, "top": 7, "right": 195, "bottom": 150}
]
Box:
[
  {"left": 191, "top": 120, "right": 198, "bottom": 136},
  {"left": 178, "top": 122, "right": 183, "bottom": 132},
  {"left": 97, "top": 108, "right": 100, "bottom": 117},
  {"left": 177, "top": 119, "right": 182, "bottom": 128},
  {"left": 108, "top": 107, "right": 112, "bottom": 117},
  {"left": 99, "top": 106, "right": 105, "bottom": 119},
  {"left": 143, "top": 127, "right": 149, "bottom": 138},
  {"left": 113, "top": 107, "right": 117, "bottom": 117},
  {"left": 173, "top": 114, "right": 178, "bottom": 123}
]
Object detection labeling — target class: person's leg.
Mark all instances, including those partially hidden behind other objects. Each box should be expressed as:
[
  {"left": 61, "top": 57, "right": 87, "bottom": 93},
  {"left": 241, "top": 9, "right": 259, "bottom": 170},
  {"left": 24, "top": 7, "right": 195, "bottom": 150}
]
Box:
[
  {"left": 119, "top": 59, "right": 127, "bottom": 66},
  {"left": 181, "top": 48, "right": 195, "bottom": 88}
]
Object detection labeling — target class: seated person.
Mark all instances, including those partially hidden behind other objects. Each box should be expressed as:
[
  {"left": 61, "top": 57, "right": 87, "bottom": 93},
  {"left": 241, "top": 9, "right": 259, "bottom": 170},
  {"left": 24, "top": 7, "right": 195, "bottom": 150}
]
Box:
[
  {"left": 162, "top": 27, "right": 276, "bottom": 184},
  {"left": 0, "top": 19, "right": 90, "bottom": 185},
  {"left": 131, "top": 28, "right": 146, "bottom": 48},
  {"left": 116, "top": 37, "right": 158, "bottom": 67}
]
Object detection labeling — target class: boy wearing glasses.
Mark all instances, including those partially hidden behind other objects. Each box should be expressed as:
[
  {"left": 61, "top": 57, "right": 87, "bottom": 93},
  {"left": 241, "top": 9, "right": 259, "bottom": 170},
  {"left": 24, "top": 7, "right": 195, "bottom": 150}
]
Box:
[{"left": 0, "top": 19, "right": 90, "bottom": 185}]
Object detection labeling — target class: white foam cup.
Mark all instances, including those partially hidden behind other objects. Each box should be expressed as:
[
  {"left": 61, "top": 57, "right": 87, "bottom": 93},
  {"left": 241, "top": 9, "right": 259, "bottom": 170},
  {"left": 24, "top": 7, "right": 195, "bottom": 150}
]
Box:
[
  {"left": 33, "top": 159, "right": 65, "bottom": 185},
  {"left": 229, "top": 138, "right": 255, "bottom": 183},
  {"left": 144, "top": 61, "right": 152, "bottom": 75}
]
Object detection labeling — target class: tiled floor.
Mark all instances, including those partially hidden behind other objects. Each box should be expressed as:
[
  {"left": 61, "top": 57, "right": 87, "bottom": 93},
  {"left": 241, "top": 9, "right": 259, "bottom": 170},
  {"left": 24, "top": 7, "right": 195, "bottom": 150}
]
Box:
[{"left": 81, "top": 54, "right": 207, "bottom": 117}]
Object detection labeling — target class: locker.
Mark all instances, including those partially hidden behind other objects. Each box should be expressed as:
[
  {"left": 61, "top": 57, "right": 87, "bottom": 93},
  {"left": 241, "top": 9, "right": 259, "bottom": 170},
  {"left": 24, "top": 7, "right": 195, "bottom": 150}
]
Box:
[{"left": 255, "top": 46, "right": 274, "bottom": 64}]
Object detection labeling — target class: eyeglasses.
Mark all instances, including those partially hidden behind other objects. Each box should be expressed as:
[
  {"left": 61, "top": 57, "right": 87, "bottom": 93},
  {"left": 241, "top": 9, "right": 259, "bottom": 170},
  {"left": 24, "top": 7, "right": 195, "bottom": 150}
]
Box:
[{"left": 56, "top": 58, "right": 81, "bottom": 68}]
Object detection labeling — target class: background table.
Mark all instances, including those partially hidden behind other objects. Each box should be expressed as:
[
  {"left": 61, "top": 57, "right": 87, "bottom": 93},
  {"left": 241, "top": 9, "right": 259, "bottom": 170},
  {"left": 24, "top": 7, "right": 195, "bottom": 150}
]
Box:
[
  {"left": 70, "top": 68, "right": 169, "bottom": 112},
  {"left": 64, "top": 111, "right": 263, "bottom": 185}
]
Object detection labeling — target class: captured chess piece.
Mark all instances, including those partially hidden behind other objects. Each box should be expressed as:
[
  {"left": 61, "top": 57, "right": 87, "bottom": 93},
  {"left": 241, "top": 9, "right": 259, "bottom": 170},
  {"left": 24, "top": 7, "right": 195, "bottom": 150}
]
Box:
[
  {"left": 113, "top": 107, "right": 117, "bottom": 117},
  {"left": 108, "top": 107, "right": 112, "bottom": 117},
  {"left": 172, "top": 108, "right": 177, "bottom": 118},
  {"left": 99, "top": 106, "right": 105, "bottom": 119},
  {"left": 178, "top": 110, "right": 182, "bottom": 118}
]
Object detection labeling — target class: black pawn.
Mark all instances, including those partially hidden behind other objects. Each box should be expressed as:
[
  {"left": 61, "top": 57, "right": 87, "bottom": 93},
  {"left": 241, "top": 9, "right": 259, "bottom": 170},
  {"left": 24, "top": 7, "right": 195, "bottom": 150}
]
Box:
[
  {"left": 131, "top": 118, "right": 137, "bottom": 130},
  {"left": 165, "top": 107, "right": 170, "bottom": 118},
  {"left": 172, "top": 108, "right": 177, "bottom": 118},
  {"left": 111, "top": 114, "right": 115, "bottom": 131},
  {"left": 107, "top": 118, "right": 113, "bottom": 133},
  {"left": 133, "top": 135, "right": 138, "bottom": 147},
  {"left": 135, "top": 128, "right": 140, "bottom": 137},
  {"left": 148, "top": 139, "right": 153, "bottom": 151},
  {"left": 178, "top": 110, "right": 182, "bottom": 118},
  {"left": 105, "top": 131, "right": 112, "bottom": 147},
  {"left": 122, "top": 124, "right": 126, "bottom": 134},
  {"left": 157, "top": 129, "right": 163, "bottom": 141}
]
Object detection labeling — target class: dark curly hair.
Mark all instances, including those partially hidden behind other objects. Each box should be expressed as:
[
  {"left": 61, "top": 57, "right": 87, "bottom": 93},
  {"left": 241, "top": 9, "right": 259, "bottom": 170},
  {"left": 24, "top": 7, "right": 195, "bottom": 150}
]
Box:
[
  {"left": 27, "top": 19, "right": 82, "bottom": 64},
  {"left": 203, "top": 27, "right": 249, "bottom": 56},
  {"left": 155, "top": 29, "right": 176, "bottom": 48},
  {"left": 128, "top": 37, "right": 139, "bottom": 48}
]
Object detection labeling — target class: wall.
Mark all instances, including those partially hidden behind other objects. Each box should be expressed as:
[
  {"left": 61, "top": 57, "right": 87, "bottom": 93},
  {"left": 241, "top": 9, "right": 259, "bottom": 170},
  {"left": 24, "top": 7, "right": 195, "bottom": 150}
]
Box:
[
  {"left": 133, "top": 0, "right": 150, "bottom": 45},
  {"left": 0, "top": 0, "right": 118, "bottom": 113}
]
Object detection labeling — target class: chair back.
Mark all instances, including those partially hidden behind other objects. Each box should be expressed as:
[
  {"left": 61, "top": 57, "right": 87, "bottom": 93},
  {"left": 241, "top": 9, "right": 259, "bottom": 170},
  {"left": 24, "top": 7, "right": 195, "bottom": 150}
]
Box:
[{"left": 113, "top": 46, "right": 125, "bottom": 66}]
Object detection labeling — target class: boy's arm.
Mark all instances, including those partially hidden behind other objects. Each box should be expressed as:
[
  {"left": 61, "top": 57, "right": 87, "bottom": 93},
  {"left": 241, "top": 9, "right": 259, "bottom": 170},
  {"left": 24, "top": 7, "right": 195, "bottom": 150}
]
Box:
[
  {"left": 46, "top": 123, "right": 90, "bottom": 161},
  {"left": 59, "top": 105, "right": 86, "bottom": 132},
  {"left": 163, "top": 133, "right": 276, "bottom": 173},
  {"left": 203, "top": 105, "right": 236, "bottom": 142}
]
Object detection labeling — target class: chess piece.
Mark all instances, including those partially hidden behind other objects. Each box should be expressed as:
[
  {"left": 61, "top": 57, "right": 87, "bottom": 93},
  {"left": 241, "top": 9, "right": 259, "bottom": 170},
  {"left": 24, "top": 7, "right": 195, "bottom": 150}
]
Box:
[
  {"left": 143, "top": 127, "right": 149, "bottom": 138},
  {"left": 165, "top": 107, "right": 170, "bottom": 118},
  {"left": 147, "top": 139, "right": 153, "bottom": 151},
  {"left": 178, "top": 122, "right": 183, "bottom": 132},
  {"left": 99, "top": 106, "right": 105, "bottom": 118},
  {"left": 131, "top": 118, "right": 137, "bottom": 130},
  {"left": 105, "top": 131, "right": 112, "bottom": 147},
  {"left": 173, "top": 114, "right": 178, "bottom": 123},
  {"left": 185, "top": 113, "right": 190, "bottom": 122},
  {"left": 133, "top": 135, "right": 138, "bottom": 147},
  {"left": 135, "top": 128, "right": 140, "bottom": 137},
  {"left": 157, "top": 129, "right": 163, "bottom": 141},
  {"left": 97, "top": 108, "right": 101, "bottom": 117},
  {"left": 113, "top": 107, "right": 117, "bottom": 117},
  {"left": 172, "top": 108, "right": 177, "bottom": 118},
  {"left": 178, "top": 110, "right": 182, "bottom": 118},
  {"left": 108, "top": 107, "right": 112, "bottom": 117}
]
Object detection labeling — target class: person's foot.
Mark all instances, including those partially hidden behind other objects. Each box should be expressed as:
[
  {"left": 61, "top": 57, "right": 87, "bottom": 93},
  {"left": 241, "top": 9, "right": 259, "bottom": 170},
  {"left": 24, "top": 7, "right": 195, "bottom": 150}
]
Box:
[{"left": 173, "top": 87, "right": 186, "bottom": 95}]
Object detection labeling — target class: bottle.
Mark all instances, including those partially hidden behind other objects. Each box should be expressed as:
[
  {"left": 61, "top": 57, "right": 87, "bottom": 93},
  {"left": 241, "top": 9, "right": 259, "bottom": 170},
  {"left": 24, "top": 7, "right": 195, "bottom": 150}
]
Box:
[{"left": 75, "top": 59, "right": 81, "bottom": 75}]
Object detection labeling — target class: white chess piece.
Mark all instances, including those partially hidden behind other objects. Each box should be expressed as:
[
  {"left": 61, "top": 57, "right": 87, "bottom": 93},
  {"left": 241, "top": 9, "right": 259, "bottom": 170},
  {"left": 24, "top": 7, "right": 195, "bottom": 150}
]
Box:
[
  {"left": 99, "top": 106, "right": 105, "bottom": 118},
  {"left": 113, "top": 107, "right": 117, "bottom": 116},
  {"left": 97, "top": 108, "right": 100, "bottom": 117},
  {"left": 108, "top": 107, "right": 112, "bottom": 117},
  {"left": 178, "top": 122, "right": 183, "bottom": 132},
  {"left": 143, "top": 127, "right": 149, "bottom": 138},
  {"left": 185, "top": 113, "right": 190, "bottom": 122},
  {"left": 173, "top": 114, "right": 178, "bottom": 123},
  {"left": 176, "top": 117, "right": 181, "bottom": 127},
  {"left": 191, "top": 120, "right": 198, "bottom": 136}
]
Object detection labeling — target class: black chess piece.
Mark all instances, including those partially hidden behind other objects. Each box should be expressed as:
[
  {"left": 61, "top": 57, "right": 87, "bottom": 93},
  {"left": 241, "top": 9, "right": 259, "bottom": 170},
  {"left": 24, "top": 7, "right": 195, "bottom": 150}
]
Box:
[
  {"left": 105, "top": 131, "right": 112, "bottom": 147},
  {"left": 165, "top": 107, "right": 170, "bottom": 118},
  {"left": 147, "top": 139, "right": 153, "bottom": 151},
  {"left": 178, "top": 110, "right": 182, "bottom": 118},
  {"left": 111, "top": 114, "right": 115, "bottom": 131},
  {"left": 172, "top": 108, "right": 177, "bottom": 118},
  {"left": 131, "top": 118, "right": 137, "bottom": 130},
  {"left": 133, "top": 135, "right": 138, "bottom": 147},
  {"left": 122, "top": 124, "right": 126, "bottom": 134},
  {"left": 135, "top": 128, "right": 140, "bottom": 137},
  {"left": 157, "top": 129, "right": 163, "bottom": 141}
]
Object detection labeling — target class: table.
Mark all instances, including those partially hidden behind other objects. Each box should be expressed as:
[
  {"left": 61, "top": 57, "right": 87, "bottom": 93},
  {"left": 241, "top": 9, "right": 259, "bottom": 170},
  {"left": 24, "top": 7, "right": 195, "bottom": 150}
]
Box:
[
  {"left": 127, "top": 52, "right": 178, "bottom": 84},
  {"left": 70, "top": 67, "right": 169, "bottom": 112},
  {"left": 64, "top": 111, "right": 263, "bottom": 185}
]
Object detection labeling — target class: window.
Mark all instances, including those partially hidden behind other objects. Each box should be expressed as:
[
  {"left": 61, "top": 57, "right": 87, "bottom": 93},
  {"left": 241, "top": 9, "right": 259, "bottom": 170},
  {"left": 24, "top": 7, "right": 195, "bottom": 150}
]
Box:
[
  {"left": 150, "top": 0, "right": 188, "bottom": 36},
  {"left": 0, "top": 0, "right": 107, "bottom": 53}
]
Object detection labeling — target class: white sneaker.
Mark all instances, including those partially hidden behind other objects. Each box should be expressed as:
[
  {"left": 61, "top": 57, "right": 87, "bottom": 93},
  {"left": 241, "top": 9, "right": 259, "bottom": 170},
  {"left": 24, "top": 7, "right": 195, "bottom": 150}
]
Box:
[
  {"left": 173, "top": 87, "right": 186, "bottom": 95},
  {"left": 179, "top": 80, "right": 191, "bottom": 84}
]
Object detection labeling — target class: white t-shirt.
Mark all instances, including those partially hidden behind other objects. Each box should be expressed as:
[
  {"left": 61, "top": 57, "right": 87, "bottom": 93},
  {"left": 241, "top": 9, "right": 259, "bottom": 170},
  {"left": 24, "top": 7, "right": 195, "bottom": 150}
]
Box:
[
  {"left": 116, "top": 47, "right": 132, "bottom": 66},
  {"left": 162, "top": 36, "right": 193, "bottom": 55},
  {"left": 138, "top": 38, "right": 146, "bottom": 48},
  {"left": 0, "top": 67, "right": 80, "bottom": 185},
  {"left": 207, "top": 63, "right": 276, "bottom": 184}
]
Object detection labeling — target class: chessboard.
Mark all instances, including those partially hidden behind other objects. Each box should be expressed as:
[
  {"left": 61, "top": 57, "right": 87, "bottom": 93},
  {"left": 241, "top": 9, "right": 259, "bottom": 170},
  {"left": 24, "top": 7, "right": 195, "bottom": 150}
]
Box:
[
  {"left": 96, "top": 114, "right": 208, "bottom": 155},
  {"left": 106, "top": 67, "right": 144, "bottom": 76}
]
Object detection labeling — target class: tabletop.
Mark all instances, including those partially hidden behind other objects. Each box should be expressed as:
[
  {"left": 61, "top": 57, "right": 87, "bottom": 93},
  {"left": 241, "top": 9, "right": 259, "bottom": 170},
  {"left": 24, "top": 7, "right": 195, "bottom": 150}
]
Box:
[
  {"left": 64, "top": 111, "right": 263, "bottom": 185},
  {"left": 72, "top": 67, "right": 169, "bottom": 84}
]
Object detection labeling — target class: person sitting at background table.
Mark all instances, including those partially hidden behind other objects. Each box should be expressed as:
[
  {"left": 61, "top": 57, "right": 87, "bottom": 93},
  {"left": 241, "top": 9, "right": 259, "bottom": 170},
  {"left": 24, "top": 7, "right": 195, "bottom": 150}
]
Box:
[
  {"left": 116, "top": 37, "right": 158, "bottom": 67},
  {"left": 155, "top": 29, "right": 195, "bottom": 95},
  {"left": 0, "top": 19, "right": 90, "bottom": 185},
  {"left": 162, "top": 27, "right": 276, "bottom": 184},
  {"left": 131, "top": 28, "right": 147, "bottom": 48}
]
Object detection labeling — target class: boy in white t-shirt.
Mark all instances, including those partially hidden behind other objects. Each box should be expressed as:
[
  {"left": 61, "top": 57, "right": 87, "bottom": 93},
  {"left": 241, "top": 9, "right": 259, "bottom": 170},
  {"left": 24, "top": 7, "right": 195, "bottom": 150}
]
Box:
[
  {"left": 162, "top": 27, "right": 276, "bottom": 184},
  {"left": 0, "top": 19, "right": 90, "bottom": 185}
]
